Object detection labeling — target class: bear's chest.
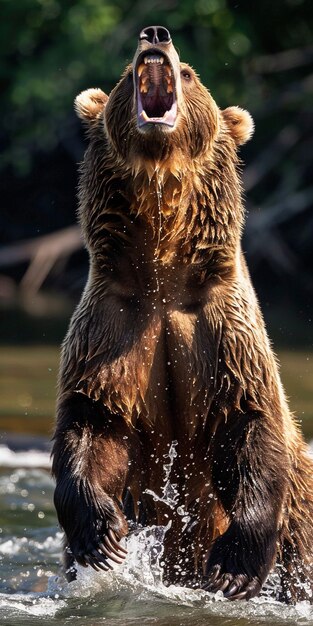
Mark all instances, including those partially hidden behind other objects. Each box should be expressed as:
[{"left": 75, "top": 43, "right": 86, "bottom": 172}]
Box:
[{"left": 110, "top": 250, "right": 218, "bottom": 315}]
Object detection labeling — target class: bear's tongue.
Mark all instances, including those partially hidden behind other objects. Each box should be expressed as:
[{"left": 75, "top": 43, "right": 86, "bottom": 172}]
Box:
[
  {"left": 142, "top": 84, "right": 173, "bottom": 118},
  {"left": 136, "top": 54, "right": 177, "bottom": 127}
]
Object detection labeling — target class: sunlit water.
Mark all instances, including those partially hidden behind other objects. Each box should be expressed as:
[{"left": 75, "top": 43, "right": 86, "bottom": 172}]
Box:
[{"left": 0, "top": 442, "right": 313, "bottom": 626}]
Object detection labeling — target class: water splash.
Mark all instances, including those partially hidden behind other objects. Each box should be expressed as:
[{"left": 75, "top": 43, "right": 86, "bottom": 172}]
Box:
[
  {"left": 145, "top": 441, "right": 191, "bottom": 532},
  {"left": 1, "top": 523, "right": 313, "bottom": 624},
  {"left": 46, "top": 526, "right": 313, "bottom": 624},
  {"left": 145, "top": 440, "right": 179, "bottom": 509},
  {"left": 154, "top": 173, "right": 163, "bottom": 257}
]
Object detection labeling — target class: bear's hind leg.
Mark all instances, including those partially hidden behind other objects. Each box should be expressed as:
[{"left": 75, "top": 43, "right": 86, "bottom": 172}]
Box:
[{"left": 52, "top": 394, "right": 140, "bottom": 576}]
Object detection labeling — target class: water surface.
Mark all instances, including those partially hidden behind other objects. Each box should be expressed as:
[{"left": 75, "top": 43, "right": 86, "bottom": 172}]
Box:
[{"left": 0, "top": 444, "right": 313, "bottom": 626}]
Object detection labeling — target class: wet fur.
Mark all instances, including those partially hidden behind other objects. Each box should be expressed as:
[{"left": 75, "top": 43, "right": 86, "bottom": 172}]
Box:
[{"left": 52, "top": 37, "right": 313, "bottom": 601}]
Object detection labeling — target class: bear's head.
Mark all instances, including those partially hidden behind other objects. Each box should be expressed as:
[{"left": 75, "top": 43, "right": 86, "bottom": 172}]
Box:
[{"left": 75, "top": 26, "right": 254, "bottom": 172}]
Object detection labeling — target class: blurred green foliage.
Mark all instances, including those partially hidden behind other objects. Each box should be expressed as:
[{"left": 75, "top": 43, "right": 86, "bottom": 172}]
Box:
[
  {"left": 1, "top": 0, "right": 312, "bottom": 174},
  {"left": 0, "top": 0, "right": 313, "bottom": 346}
]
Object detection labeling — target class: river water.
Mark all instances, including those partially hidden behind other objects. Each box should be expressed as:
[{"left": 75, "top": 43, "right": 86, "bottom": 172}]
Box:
[{"left": 0, "top": 441, "right": 313, "bottom": 626}]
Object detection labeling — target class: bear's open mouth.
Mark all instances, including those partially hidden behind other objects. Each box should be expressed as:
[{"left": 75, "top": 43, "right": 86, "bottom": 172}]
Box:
[{"left": 135, "top": 52, "right": 177, "bottom": 128}]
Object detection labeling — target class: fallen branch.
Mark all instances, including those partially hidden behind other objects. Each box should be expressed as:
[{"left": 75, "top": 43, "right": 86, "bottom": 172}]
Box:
[{"left": 0, "top": 226, "right": 82, "bottom": 295}]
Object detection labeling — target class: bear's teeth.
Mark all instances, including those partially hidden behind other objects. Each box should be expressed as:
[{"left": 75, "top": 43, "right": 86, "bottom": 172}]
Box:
[
  {"left": 137, "top": 63, "right": 146, "bottom": 77},
  {"left": 144, "top": 56, "right": 164, "bottom": 65},
  {"left": 140, "top": 110, "right": 150, "bottom": 121}
]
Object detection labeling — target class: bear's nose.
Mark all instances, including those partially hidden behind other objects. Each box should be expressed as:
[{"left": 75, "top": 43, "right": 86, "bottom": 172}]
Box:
[{"left": 139, "top": 26, "right": 171, "bottom": 45}]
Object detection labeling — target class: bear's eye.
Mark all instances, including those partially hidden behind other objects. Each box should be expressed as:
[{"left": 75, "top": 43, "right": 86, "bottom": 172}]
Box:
[{"left": 181, "top": 70, "right": 192, "bottom": 81}]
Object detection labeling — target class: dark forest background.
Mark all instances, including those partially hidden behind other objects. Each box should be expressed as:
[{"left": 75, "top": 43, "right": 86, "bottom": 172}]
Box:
[{"left": 0, "top": 0, "right": 312, "bottom": 348}]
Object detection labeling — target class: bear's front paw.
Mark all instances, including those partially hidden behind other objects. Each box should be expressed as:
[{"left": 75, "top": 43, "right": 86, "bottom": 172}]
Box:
[
  {"left": 202, "top": 564, "right": 261, "bottom": 600},
  {"left": 55, "top": 479, "right": 128, "bottom": 573},
  {"left": 71, "top": 496, "right": 128, "bottom": 572},
  {"left": 202, "top": 523, "right": 274, "bottom": 600}
]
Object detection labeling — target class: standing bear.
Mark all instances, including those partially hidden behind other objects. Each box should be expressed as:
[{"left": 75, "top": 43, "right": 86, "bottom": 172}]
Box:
[{"left": 52, "top": 26, "right": 313, "bottom": 602}]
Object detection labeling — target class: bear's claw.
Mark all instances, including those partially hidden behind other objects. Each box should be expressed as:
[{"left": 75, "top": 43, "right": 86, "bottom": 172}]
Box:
[
  {"left": 77, "top": 531, "right": 127, "bottom": 571},
  {"left": 99, "top": 535, "right": 127, "bottom": 564},
  {"left": 107, "top": 528, "right": 128, "bottom": 554},
  {"left": 69, "top": 527, "right": 127, "bottom": 573},
  {"left": 203, "top": 565, "right": 261, "bottom": 600}
]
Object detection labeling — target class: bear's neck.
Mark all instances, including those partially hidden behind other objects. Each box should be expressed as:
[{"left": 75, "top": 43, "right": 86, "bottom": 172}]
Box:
[{"left": 128, "top": 152, "right": 243, "bottom": 266}]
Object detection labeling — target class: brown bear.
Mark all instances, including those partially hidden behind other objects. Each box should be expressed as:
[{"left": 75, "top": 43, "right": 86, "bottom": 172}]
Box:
[{"left": 52, "top": 26, "right": 313, "bottom": 602}]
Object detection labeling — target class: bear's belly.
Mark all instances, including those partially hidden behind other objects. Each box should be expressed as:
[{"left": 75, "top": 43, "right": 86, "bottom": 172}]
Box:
[
  {"left": 93, "top": 304, "right": 217, "bottom": 440},
  {"left": 165, "top": 308, "right": 218, "bottom": 437}
]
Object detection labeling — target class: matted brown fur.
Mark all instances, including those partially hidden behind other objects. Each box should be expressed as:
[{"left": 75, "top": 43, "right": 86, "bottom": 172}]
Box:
[{"left": 52, "top": 29, "right": 313, "bottom": 602}]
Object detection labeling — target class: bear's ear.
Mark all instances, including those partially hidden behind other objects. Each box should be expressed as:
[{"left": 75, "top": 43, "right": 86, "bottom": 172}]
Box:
[
  {"left": 222, "top": 106, "right": 254, "bottom": 146},
  {"left": 75, "top": 88, "right": 109, "bottom": 124}
]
